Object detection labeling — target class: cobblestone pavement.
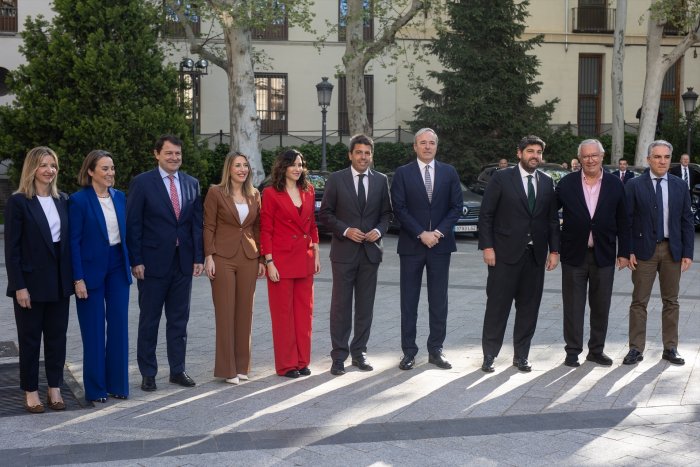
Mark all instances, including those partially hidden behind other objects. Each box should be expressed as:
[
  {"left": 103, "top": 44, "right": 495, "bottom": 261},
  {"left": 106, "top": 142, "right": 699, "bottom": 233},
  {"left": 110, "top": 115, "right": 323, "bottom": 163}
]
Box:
[{"left": 1, "top": 231, "right": 699, "bottom": 466}]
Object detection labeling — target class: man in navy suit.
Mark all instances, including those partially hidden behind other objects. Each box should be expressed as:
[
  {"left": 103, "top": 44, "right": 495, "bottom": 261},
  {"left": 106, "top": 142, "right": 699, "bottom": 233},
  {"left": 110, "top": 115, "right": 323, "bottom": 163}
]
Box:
[
  {"left": 669, "top": 153, "right": 696, "bottom": 195},
  {"left": 127, "top": 135, "right": 204, "bottom": 391},
  {"left": 320, "top": 134, "right": 392, "bottom": 376},
  {"left": 623, "top": 140, "right": 693, "bottom": 366},
  {"left": 478, "top": 135, "right": 560, "bottom": 372},
  {"left": 390, "top": 128, "right": 462, "bottom": 370},
  {"left": 612, "top": 158, "right": 634, "bottom": 184},
  {"left": 556, "top": 139, "right": 630, "bottom": 368}
]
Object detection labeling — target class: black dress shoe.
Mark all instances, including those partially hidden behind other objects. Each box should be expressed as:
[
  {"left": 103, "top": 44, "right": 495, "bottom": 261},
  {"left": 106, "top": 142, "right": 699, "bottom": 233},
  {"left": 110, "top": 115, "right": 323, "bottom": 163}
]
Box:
[
  {"left": 428, "top": 352, "right": 452, "bottom": 369},
  {"left": 564, "top": 355, "right": 580, "bottom": 367},
  {"left": 299, "top": 367, "right": 311, "bottom": 376},
  {"left": 141, "top": 376, "right": 157, "bottom": 392},
  {"left": 513, "top": 357, "right": 532, "bottom": 372},
  {"left": 481, "top": 355, "right": 495, "bottom": 373},
  {"left": 622, "top": 349, "right": 643, "bottom": 365},
  {"left": 662, "top": 348, "right": 685, "bottom": 365},
  {"left": 169, "top": 372, "right": 196, "bottom": 387},
  {"left": 351, "top": 355, "right": 373, "bottom": 371},
  {"left": 398, "top": 355, "right": 415, "bottom": 370},
  {"left": 283, "top": 370, "right": 300, "bottom": 378},
  {"left": 586, "top": 352, "right": 613, "bottom": 366},
  {"left": 330, "top": 360, "right": 345, "bottom": 376},
  {"left": 109, "top": 393, "right": 128, "bottom": 400}
]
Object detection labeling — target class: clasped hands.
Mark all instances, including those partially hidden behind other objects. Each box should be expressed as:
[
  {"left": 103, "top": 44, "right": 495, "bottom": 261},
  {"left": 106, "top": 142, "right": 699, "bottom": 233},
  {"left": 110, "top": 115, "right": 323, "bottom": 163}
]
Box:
[
  {"left": 346, "top": 227, "right": 381, "bottom": 243},
  {"left": 419, "top": 231, "right": 441, "bottom": 248}
]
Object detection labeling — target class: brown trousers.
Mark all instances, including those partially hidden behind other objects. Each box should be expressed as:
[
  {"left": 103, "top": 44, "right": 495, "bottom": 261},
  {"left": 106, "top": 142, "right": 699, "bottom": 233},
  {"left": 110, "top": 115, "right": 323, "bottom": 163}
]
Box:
[
  {"left": 210, "top": 249, "right": 259, "bottom": 378},
  {"left": 629, "top": 242, "right": 681, "bottom": 352}
]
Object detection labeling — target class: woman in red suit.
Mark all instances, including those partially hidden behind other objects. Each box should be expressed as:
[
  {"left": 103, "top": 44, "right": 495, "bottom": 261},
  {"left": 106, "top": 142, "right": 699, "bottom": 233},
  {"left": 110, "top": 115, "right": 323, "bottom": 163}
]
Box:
[{"left": 260, "top": 150, "right": 320, "bottom": 378}]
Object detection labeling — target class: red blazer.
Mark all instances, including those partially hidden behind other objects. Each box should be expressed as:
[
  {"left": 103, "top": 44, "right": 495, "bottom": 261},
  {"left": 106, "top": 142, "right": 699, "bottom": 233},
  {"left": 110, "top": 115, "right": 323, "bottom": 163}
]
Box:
[{"left": 260, "top": 186, "right": 319, "bottom": 279}]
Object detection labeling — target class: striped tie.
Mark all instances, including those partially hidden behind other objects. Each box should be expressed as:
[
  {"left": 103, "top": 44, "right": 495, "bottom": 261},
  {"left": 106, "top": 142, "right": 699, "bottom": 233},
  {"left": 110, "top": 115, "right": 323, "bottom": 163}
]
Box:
[
  {"left": 169, "top": 174, "right": 180, "bottom": 219},
  {"left": 424, "top": 165, "right": 432, "bottom": 202}
]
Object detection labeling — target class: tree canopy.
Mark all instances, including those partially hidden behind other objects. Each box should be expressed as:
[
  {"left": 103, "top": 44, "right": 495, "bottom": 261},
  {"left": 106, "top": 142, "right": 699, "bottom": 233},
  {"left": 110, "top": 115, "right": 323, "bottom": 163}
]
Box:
[
  {"left": 411, "top": 0, "right": 556, "bottom": 177},
  {"left": 0, "top": 0, "right": 200, "bottom": 192}
]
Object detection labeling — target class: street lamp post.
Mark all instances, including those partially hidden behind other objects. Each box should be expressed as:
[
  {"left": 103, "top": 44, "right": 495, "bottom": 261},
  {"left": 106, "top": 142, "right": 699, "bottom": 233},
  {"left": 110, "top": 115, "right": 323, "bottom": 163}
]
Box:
[
  {"left": 682, "top": 87, "right": 698, "bottom": 156},
  {"left": 179, "top": 58, "right": 209, "bottom": 141},
  {"left": 316, "top": 77, "right": 334, "bottom": 172}
]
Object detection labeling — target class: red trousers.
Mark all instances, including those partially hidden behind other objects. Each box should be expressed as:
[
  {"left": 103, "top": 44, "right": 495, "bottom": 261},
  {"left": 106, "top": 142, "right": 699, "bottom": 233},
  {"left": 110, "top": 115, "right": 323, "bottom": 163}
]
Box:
[{"left": 267, "top": 275, "right": 314, "bottom": 375}]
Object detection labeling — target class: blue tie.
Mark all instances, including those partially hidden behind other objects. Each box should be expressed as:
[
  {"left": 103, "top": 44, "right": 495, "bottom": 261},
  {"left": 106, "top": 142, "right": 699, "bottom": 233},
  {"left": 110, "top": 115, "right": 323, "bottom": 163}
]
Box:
[{"left": 655, "top": 177, "right": 664, "bottom": 242}]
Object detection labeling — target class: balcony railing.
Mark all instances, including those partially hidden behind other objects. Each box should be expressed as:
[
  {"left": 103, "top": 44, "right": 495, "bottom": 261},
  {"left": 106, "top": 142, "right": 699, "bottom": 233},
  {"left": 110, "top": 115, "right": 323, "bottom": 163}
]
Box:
[
  {"left": 252, "top": 19, "right": 288, "bottom": 41},
  {"left": 0, "top": 5, "right": 18, "bottom": 34},
  {"left": 572, "top": 7, "right": 615, "bottom": 34}
]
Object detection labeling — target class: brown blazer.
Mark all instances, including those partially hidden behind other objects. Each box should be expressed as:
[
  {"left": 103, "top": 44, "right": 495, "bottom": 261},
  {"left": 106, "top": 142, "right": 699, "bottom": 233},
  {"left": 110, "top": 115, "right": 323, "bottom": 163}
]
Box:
[{"left": 203, "top": 186, "right": 261, "bottom": 260}]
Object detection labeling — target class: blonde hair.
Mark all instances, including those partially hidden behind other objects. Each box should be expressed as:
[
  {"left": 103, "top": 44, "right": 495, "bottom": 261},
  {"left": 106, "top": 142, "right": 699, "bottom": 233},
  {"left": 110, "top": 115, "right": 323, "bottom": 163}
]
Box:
[
  {"left": 16, "top": 146, "right": 60, "bottom": 199},
  {"left": 217, "top": 151, "right": 256, "bottom": 199}
]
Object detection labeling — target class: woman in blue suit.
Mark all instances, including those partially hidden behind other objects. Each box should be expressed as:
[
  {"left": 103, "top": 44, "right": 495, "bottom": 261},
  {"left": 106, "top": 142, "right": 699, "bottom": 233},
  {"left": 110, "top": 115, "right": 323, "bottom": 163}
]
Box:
[{"left": 69, "top": 150, "right": 132, "bottom": 402}]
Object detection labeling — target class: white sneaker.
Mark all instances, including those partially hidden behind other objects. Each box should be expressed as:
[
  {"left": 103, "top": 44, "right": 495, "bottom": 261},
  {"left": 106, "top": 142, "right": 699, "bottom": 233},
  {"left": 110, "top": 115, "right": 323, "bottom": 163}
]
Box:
[
  {"left": 225, "top": 377, "right": 240, "bottom": 385},
  {"left": 237, "top": 374, "right": 249, "bottom": 381}
]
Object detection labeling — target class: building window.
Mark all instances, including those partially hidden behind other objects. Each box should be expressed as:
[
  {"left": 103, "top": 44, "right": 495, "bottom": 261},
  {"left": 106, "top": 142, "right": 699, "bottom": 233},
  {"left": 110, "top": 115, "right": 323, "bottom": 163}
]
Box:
[
  {"left": 162, "top": 1, "right": 200, "bottom": 39},
  {"left": 0, "top": 0, "right": 18, "bottom": 34},
  {"left": 255, "top": 73, "right": 287, "bottom": 134},
  {"left": 572, "top": 0, "right": 615, "bottom": 34},
  {"left": 578, "top": 54, "right": 602, "bottom": 136},
  {"left": 338, "top": 75, "right": 373, "bottom": 136},
  {"left": 252, "top": 1, "right": 288, "bottom": 40},
  {"left": 659, "top": 59, "right": 682, "bottom": 121},
  {"left": 338, "top": 0, "right": 373, "bottom": 42}
]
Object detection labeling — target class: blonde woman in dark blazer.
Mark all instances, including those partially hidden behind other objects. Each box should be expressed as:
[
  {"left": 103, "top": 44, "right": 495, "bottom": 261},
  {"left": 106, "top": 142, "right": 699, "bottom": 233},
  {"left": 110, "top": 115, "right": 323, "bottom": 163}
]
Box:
[{"left": 204, "top": 152, "right": 265, "bottom": 385}]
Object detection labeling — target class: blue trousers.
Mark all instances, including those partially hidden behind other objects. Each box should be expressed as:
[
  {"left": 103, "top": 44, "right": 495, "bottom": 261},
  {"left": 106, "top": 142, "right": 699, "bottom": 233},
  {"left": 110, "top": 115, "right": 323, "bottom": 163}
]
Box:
[{"left": 76, "top": 245, "right": 130, "bottom": 400}]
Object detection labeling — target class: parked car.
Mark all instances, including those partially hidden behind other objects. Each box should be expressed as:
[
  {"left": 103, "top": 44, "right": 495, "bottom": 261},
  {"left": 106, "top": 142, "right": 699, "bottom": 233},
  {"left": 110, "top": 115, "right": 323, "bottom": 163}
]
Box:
[
  {"left": 257, "top": 170, "right": 331, "bottom": 235},
  {"left": 471, "top": 162, "right": 570, "bottom": 195},
  {"left": 670, "top": 162, "right": 700, "bottom": 229},
  {"left": 386, "top": 173, "right": 482, "bottom": 237}
]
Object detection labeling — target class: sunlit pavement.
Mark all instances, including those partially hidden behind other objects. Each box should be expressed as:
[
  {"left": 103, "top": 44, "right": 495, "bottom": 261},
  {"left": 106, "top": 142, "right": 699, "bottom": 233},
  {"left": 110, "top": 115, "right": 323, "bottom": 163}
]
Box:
[{"left": 1, "top": 231, "right": 699, "bottom": 466}]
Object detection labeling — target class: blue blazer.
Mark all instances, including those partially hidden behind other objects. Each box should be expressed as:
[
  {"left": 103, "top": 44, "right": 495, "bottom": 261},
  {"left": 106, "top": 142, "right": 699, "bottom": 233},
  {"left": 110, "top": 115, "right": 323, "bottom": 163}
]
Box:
[
  {"left": 390, "top": 160, "right": 462, "bottom": 255},
  {"left": 126, "top": 168, "right": 203, "bottom": 278},
  {"left": 556, "top": 171, "right": 630, "bottom": 268},
  {"left": 69, "top": 186, "right": 132, "bottom": 289},
  {"left": 625, "top": 171, "right": 694, "bottom": 262},
  {"left": 4, "top": 192, "right": 73, "bottom": 301}
]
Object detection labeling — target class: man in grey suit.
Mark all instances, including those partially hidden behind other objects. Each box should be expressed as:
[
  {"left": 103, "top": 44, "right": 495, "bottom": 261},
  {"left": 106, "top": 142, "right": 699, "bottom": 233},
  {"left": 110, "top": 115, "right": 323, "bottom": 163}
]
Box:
[
  {"left": 478, "top": 135, "right": 560, "bottom": 373},
  {"left": 320, "top": 134, "right": 392, "bottom": 376}
]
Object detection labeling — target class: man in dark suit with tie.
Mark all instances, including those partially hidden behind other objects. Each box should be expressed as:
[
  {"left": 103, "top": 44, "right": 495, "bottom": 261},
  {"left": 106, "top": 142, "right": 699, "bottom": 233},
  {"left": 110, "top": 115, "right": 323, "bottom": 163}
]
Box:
[
  {"left": 669, "top": 153, "right": 696, "bottom": 195},
  {"left": 623, "top": 140, "right": 693, "bottom": 366},
  {"left": 127, "top": 135, "right": 204, "bottom": 391},
  {"left": 320, "top": 134, "right": 392, "bottom": 376},
  {"left": 390, "top": 128, "right": 462, "bottom": 370},
  {"left": 478, "top": 135, "right": 560, "bottom": 372},
  {"left": 556, "top": 139, "right": 630, "bottom": 368},
  {"left": 612, "top": 158, "right": 634, "bottom": 184}
]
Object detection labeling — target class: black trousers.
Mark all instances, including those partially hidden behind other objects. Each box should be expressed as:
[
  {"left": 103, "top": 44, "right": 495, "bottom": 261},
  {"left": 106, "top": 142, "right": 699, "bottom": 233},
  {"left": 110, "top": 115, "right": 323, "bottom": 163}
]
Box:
[
  {"left": 561, "top": 250, "right": 614, "bottom": 356},
  {"left": 329, "top": 248, "right": 379, "bottom": 361},
  {"left": 482, "top": 246, "right": 544, "bottom": 358},
  {"left": 14, "top": 297, "right": 69, "bottom": 391}
]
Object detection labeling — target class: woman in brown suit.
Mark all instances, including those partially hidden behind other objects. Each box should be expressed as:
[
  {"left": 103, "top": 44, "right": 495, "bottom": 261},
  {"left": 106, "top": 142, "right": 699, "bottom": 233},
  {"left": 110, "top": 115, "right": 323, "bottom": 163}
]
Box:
[{"left": 204, "top": 152, "right": 265, "bottom": 385}]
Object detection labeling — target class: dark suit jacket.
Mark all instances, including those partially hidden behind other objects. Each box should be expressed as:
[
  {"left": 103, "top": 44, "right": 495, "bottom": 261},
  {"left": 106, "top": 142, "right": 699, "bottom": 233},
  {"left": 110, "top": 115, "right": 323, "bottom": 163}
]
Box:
[
  {"left": 4, "top": 192, "right": 73, "bottom": 301},
  {"left": 69, "top": 186, "right": 132, "bottom": 289},
  {"left": 260, "top": 186, "right": 320, "bottom": 278},
  {"left": 203, "top": 185, "right": 261, "bottom": 261},
  {"left": 126, "top": 168, "right": 204, "bottom": 278},
  {"left": 611, "top": 170, "right": 635, "bottom": 184},
  {"left": 390, "top": 160, "right": 462, "bottom": 255},
  {"left": 669, "top": 164, "right": 697, "bottom": 193},
  {"left": 319, "top": 168, "right": 392, "bottom": 264},
  {"left": 625, "top": 172, "right": 694, "bottom": 262},
  {"left": 478, "top": 166, "right": 560, "bottom": 265},
  {"left": 556, "top": 171, "right": 630, "bottom": 268}
]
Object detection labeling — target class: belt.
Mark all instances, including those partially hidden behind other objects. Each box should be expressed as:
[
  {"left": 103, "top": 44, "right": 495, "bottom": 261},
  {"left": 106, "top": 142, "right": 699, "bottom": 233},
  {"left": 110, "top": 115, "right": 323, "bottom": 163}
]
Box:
[{"left": 656, "top": 238, "right": 669, "bottom": 244}]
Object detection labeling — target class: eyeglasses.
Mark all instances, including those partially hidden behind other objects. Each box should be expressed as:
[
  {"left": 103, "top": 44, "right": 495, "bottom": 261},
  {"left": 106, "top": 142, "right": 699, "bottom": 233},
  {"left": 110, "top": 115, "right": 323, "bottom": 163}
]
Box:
[{"left": 580, "top": 154, "right": 602, "bottom": 161}]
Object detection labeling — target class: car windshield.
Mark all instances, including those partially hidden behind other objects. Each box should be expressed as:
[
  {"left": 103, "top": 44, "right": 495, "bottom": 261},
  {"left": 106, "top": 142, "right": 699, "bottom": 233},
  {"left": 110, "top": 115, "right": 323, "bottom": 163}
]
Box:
[{"left": 539, "top": 167, "right": 569, "bottom": 185}]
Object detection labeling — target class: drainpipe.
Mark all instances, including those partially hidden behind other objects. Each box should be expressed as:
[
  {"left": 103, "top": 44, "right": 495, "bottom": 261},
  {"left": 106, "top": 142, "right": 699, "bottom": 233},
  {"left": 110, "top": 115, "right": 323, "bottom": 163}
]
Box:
[{"left": 565, "top": 0, "right": 569, "bottom": 52}]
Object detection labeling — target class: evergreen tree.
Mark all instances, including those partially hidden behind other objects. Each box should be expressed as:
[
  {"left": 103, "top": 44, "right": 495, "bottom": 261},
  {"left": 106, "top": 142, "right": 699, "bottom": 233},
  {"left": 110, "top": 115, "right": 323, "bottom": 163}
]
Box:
[
  {"left": 0, "top": 0, "right": 203, "bottom": 192},
  {"left": 412, "top": 0, "right": 556, "bottom": 179}
]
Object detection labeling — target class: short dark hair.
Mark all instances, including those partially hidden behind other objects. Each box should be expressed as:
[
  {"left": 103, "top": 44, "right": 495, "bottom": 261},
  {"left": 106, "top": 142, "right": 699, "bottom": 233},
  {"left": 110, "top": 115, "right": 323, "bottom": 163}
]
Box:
[
  {"left": 619, "top": 158, "right": 628, "bottom": 163},
  {"left": 154, "top": 134, "right": 183, "bottom": 152},
  {"left": 349, "top": 134, "right": 374, "bottom": 154},
  {"left": 77, "top": 149, "right": 113, "bottom": 187},
  {"left": 270, "top": 149, "right": 311, "bottom": 192},
  {"left": 517, "top": 135, "right": 546, "bottom": 152}
]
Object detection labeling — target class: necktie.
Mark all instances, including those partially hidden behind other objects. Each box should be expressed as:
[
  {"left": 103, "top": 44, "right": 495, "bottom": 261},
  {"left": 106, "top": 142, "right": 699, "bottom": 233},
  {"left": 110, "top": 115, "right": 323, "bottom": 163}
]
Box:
[
  {"left": 527, "top": 175, "right": 535, "bottom": 213},
  {"left": 357, "top": 173, "right": 366, "bottom": 212},
  {"left": 620, "top": 172, "right": 624, "bottom": 182},
  {"left": 684, "top": 168, "right": 689, "bottom": 187},
  {"left": 655, "top": 177, "right": 664, "bottom": 242},
  {"left": 169, "top": 174, "right": 180, "bottom": 219},
  {"left": 424, "top": 165, "right": 432, "bottom": 202}
]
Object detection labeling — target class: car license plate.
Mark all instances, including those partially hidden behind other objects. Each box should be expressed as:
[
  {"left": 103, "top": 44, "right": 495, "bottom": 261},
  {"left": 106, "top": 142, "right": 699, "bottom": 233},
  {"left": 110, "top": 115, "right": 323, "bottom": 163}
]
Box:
[
  {"left": 454, "top": 225, "right": 477, "bottom": 232},
  {"left": 315, "top": 201, "right": 321, "bottom": 209}
]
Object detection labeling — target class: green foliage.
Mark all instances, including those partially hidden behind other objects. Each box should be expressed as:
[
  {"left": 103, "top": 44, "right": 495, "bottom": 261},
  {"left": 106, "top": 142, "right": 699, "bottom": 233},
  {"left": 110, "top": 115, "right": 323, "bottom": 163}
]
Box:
[
  {"left": 411, "top": 0, "right": 557, "bottom": 180},
  {"left": 0, "top": 0, "right": 198, "bottom": 193},
  {"left": 657, "top": 108, "right": 700, "bottom": 162}
]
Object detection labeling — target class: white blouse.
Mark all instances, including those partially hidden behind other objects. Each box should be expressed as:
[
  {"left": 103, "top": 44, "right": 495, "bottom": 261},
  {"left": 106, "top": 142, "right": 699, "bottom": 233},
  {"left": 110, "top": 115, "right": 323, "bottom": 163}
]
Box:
[
  {"left": 98, "top": 196, "right": 121, "bottom": 245},
  {"left": 37, "top": 195, "right": 61, "bottom": 242},
  {"left": 235, "top": 202, "right": 249, "bottom": 224}
]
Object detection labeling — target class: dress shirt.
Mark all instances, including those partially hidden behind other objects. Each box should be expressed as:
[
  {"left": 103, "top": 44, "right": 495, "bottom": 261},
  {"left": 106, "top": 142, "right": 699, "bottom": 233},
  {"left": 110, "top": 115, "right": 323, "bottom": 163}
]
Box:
[
  {"left": 158, "top": 166, "right": 182, "bottom": 208},
  {"left": 342, "top": 167, "right": 381, "bottom": 239},
  {"left": 581, "top": 170, "right": 603, "bottom": 247},
  {"left": 518, "top": 164, "right": 537, "bottom": 196},
  {"left": 417, "top": 159, "right": 435, "bottom": 188}
]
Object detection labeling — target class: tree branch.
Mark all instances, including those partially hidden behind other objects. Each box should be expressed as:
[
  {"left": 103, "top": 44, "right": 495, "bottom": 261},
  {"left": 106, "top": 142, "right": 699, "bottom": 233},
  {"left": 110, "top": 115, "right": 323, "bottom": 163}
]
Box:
[
  {"left": 165, "top": 0, "right": 228, "bottom": 70},
  {"left": 362, "top": 0, "right": 425, "bottom": 63}
]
